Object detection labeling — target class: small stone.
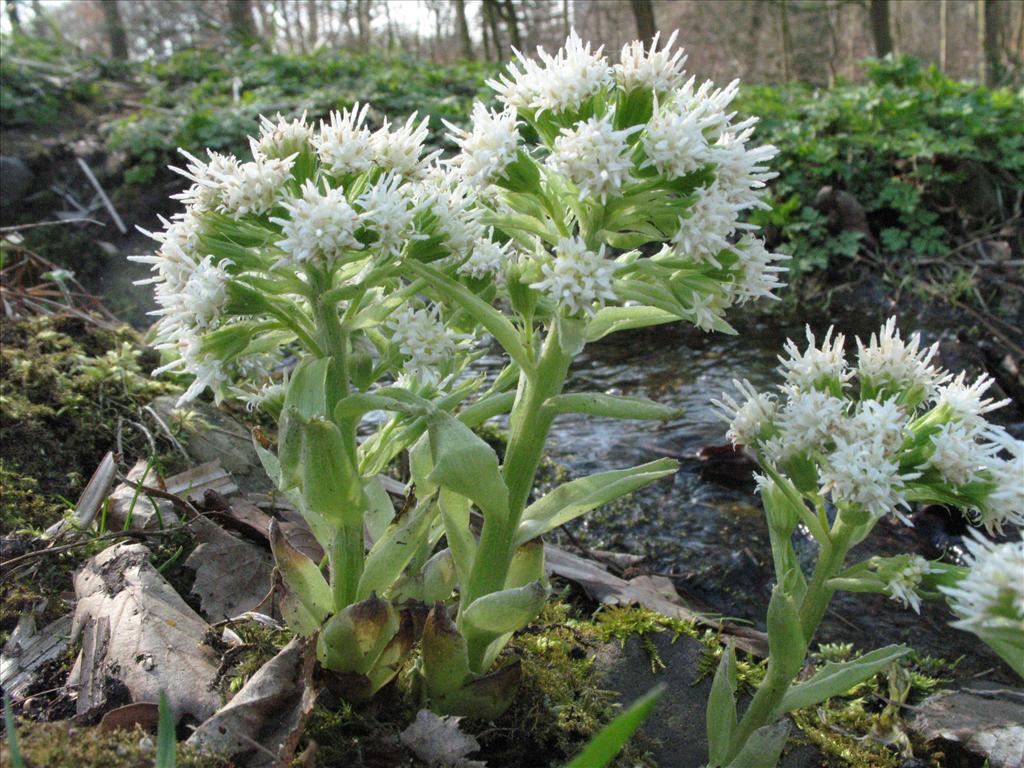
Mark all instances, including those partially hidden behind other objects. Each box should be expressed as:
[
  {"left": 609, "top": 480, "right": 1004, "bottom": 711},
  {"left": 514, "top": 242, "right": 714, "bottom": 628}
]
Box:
[{"left": 139, "top": 736, "right": 154, "bottom": 752}]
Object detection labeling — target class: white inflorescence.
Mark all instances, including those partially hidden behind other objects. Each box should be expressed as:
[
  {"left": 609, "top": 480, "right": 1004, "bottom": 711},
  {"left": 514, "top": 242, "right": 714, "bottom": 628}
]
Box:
[
  {"left": 941, "top": 531, "right": 1024, "bottom": 632},
  {"left": 778, "top": 325, "right": 849, "bottom": 390},
  {"left": 313, "top": 103, "right": 374, "bottom": 176},
  {"left": 372, "top": 113, "right": 435, "bottom": 178},
  {"left": 215, "top": 155, "right": 295, "bottom": 217},
  {"left": 713, "top": 317, "right": 1019, "bottom": 528},
  {"left": 358, "top": 173, "right": 418, "bottom": 257},
  {"left": 856, "top": 317, "right": 946, "bottom": 397},
  {"left": 170, "top": 149, "right": 240, "bottom": 212},
  {"left": 389, "top": 305, "right": 464, "bottom": 385},
  {"left": 488, "top": 30, "right": 612, "bottom": 114},
  {"left": 616, "top": 31, "right": 688, "bottom": 94},
  {"left": 445, "top": 103, "right": 521, "bottom": 186},
  {"left": 548, "top": 114, "right": 639, "bottom": 203},
  {"left": 459, "top": 235, "right": 514, "bottom": 279},
  {"left": 272, "top": 180, "right": 362, "bottom": 265},
  {"left": 641, "top": 98, "right": 711, "bottom": 179},
  {"left": 530, "top": 237, "right": 617, "bottom": 317},
  {"left": 712, "top": 378, "right": 777, "bottom": 447},
  {"left": 730, "top": 237, "right": 789, "bottom": 305},
  {"left": 251, "top": 112, "right": 313, "bottom": 160},
  {"left": 885, "top": 555, "right": 931, "bottom": 613}
]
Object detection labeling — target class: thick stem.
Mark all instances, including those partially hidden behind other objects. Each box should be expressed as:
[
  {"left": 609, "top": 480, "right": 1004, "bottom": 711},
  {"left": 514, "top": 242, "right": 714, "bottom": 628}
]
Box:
[
  {"left": 328, "top": 523, "right": 364, "bottom": 610},
  {"left": 461, "top": 324, "right": 572, "bottom": 671}
]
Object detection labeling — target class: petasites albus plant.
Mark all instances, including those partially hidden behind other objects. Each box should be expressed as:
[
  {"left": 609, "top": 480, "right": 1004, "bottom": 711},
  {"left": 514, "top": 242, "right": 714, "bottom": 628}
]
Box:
[{"left": 709, "top": 318, "right": 1023, "bottom": 766}]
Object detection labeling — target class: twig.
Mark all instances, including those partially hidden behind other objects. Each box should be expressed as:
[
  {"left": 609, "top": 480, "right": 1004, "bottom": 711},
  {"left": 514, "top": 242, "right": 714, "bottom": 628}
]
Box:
[
  {"left": 76, "top": 157, "right": 127, "bottom": 233},
  {"left": 0, "top": 218, "right": 105, "bottom": 233},
  {"left": 115, "top": 475, "right": 203, "bottom": 520}
]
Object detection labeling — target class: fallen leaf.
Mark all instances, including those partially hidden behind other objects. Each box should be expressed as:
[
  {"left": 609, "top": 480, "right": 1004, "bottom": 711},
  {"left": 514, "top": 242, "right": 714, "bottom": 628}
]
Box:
[
  {"left": 99, "top": 701, "right": 160, "bottom": 732},
  {"left": 185, "top": 517, "right": 274, "bottom": 621},
  {"left": 188, "top": 637, "right": 318, "bottom": 767},
  {"left": 68, "top": 543, "right": 221, "bottom": 723},
  {"left": 544, "top": 544, "right": 768, "bottom": 656},
  {"left": 399, "top": 709, "right": 485, "bottom": 767},
  {"left": 44, "top": 452, "right": 117, "bottom": 538}
]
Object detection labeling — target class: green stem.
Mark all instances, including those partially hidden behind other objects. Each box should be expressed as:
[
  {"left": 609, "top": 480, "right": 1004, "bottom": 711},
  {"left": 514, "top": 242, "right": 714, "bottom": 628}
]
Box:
[
  {"left": 328, "top": 523, "right": 363, "bottom": 610},
  {"left": 461, "top": 322, "right": 573, "bottom": 671},
  {"left": 725, "top": 518, "right": 856, "bottom": 763}
]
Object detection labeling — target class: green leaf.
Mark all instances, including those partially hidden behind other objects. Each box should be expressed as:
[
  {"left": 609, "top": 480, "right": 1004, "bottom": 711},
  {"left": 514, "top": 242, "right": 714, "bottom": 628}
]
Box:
[
  {"left": 439, "top": 489, "right": 477, "bottom": 589},
  {"left": 462, "top": 581, "right": 548, "bottom": 637},
  {"left": 766, "top": 582, "right": 806, "bottom": 681},
  {"left": 363, "top": 476, "right": 396, "bottom": 544},
  {"left": 269, "top": 519, "right": 332, "bottom": 635},
  {"left": 5, "top": 691, "right": 24, "bottom": 768},
  {"left": 563, "top": 685, "right": 664, "bottom": 768},
  {"left": 427, "top": 411, "right": 510, "bottom": 523},
  {"left": 357, "top": 494, "right": 438, "bottom": 600},
  {"left": 544, "top": 393, "right": 682, "bottom": 421},
  {"left": 300, "top": 417, "right": 362, "bottom": 526},
  {"left": 585, "top": 306, "right": 678, "bottom": 341},
  {"left": 404, "top": 260, "right": 533, "bottom": 374},
  {"left": 776, "top": 645, "right": 910, "bottom": 714},
  {"left": 516, "top": 458, "right": 678, "bottom": 544},
  {"left": 725, "top": 721, "right": 790, "bottom": 768},
  {"left": 707, "top": 645, "right": 738, "bottom": 767},
  {"left": 156, "top": 691, "right": 177, "bottom": 768}
]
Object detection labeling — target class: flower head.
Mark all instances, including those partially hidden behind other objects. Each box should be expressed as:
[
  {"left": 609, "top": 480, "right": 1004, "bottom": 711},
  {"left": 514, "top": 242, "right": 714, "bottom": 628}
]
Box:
[
  {"left": 313, "top": 103, "right": 374, "bottom": 176},
  {"left": 357, "top": 173, "right": 418, "bottom": 256},
  {"left": 819, "top": 435, "right": 919, "bottom": 522},
  {"left": 529, "top": 237, "right": 617, "bottom": 317},
  {"left": 170, "top": 149, "right": 240, "bottom": 212},
  {"left": 389, "top": 305, "right": 467, "bottom": 385},
  {"left": 934, "top": 372, "right": 1010, "bottom": 429},
  {"left": 251, "top": 112, "right": 313, "bottom": 160},
  {"left": 856, "top": 317, "right": 945, "bottom": 400},
  {"left": 712, "top": 379, "right": 776, "bottom": 446},
  {"left": 372, "top": 112, "right": 436, "bottom": 178},
  {"left": 978, "top": 429, "right": 1024, "bottom": 532},
  {"left": 730, "top": 237, "right": 788, "bottom": 305},
  {"left": 641, "top": 97, "right": 711, "bottom": 179},
  {"left": 885, "top": 555, "right": 931, "bottom": 613},
  {"left": 941, "top": 531, "right": 1024, "bottom": 633},
  {"left": 459, "top": 234, "right": 514, "bottom": 279},
  {"left": 445, "top": 103, "right": 520, "bottom": 187},
  {"left": 616, "top": 30, "right": 688, "bottom": 94},
  {"left": 778, "top": 325, "right": 849, "bottom": 391},
  {"left": 272, "top": 180, "right": 362, "bottom": 265},
  {"left": 215, "top": 155, "right": 295, "bottom": 217},
  {"left": 548, "top": 114, "right": 639, "bottom": 203}
]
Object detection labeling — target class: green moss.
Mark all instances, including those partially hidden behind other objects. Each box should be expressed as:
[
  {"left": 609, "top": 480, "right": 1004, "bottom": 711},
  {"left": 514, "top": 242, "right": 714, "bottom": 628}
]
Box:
[{"left": 3, "top": 719, "right": 227, "bottom": 768}]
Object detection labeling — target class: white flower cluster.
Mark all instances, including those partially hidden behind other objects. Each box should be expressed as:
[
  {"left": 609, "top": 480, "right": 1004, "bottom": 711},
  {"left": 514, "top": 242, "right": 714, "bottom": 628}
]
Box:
[
  {"left": 616, "top": 31, "right": 688, "bottom": 94},
  {"left": 251, "top": 112, "right": 313, "bottom": 160},
  {"left": 941, "top": 531, "right": 1024, "bottom": 633},
  {"left": 885, "top": 555, "right": 931, "bottom": 613},
  {"left": 458, "top": 232, "right": 515, "bottom": 279},
  {"left": 272, "top": 180, "right": 361, "bottom": 264},
  {"left": 548, "top": 115, "right": 640, "bottom": 203},
  {"left": 444, "top": 103, "right": 520, "bottom": 187},
  {"left": 388, "top": 305, "right": 467, "bottom": 385},
  {"left": 530, "top": 237, "right": 617, "bottom": 317},
  {"left": 715, "top": 318, "right": 1024, "bottom": 529},
  {"left": 313, "top": 103, "right": 374, "bottom": 176}
]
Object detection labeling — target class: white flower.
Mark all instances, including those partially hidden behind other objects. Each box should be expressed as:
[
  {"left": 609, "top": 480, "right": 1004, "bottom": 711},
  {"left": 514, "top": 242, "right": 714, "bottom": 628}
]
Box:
[
  {"left": 925, "top": 422, "right": 995, "bottom": 488},
  {"left": 530, "top": 237, "right": 617, "bottom": 317},
  {"left": 769, "top": 389, "right": 847, "bottom": 461},
  {"left": 459, "top": 235, "right": 514, "bottom": 279},
  {"left": 133, "top": 210, "right": 203, "bottom": 295},
  {"left": 444, "top": 103, "right": 520, "bottom": 187},
  {"left": 940, "top": 531, "right": 1024, "bottom": 632},
  {"left": 934, "top": 371, "right": 1010, "bottom": 429},
  {"left": 156, "top": 335, "right": 232, "bottom": 406},
  {"left": 885, "top": 555, "right": 931, "bottom": 613},
  {"left": 251, "top": 112, "right": 313, "bottom": 160},
  {"left": 845, "top": 398, "right": 907, "bottom": 454},
  {"left": 166, "top": 254, "right": 231, "bottom": 332},
  {"left": 215, "top": 155, "right": 295, "bottom": 217},
  {"left": 547, "top": 114, "right": 639, "bottom": 203},
  {"left": 778, "top": 325, "right": 849, "bottom": 391},
  {"left": 685, "top": 290, "right": 726, "bottom": 332},
  {"left": 418, "top": 173, "right": 482, "bottom": 256},
  {"left": 730, "top": 237, "right": 788, "bottom": 305},
  {"left": 674, "top": 77, "right": 741, "bottom": 141},
  {"left": 313, "top": 103, "right": 374, "bottom": 176},
  {"left": 709, "top": 124, "right": 777, "bottom": 210},
  {"left": 979, "top": 429, "right": 1024, "bottom": 532},
  {"left": 616, "top": 30, "right": 688, "bottom": 94},
  {"left": 856, "top": 317, "right": 946, "bottom": 398},
  {"left": 641, "top": 96, "right": 711, "bottom": 179},
  {"left": 820, "top": 435, "right": 919, "bottom": 521},
  {"left": 671, "top": 184, "right": 748, "bottom": 265},
  {"left": 389, "top": 305, "right": 465, "bottom": 384},
  {"left": 712, "top": 379, "right": 776, "bottom": 447},
  {"left": 271, "top": 180, "right": 362, "bottom": 265},
  {"left": 357, "top": 173, "right": 418, "bottom": 257},
  {"left": 488, "top": 30, "right": 612, "bottom": 115},
  {"left": 372, "top": 112, "right": 436, "bottom": 178},
  {"left": 170, "top": 149, "right": 240, "bottom": 212}
]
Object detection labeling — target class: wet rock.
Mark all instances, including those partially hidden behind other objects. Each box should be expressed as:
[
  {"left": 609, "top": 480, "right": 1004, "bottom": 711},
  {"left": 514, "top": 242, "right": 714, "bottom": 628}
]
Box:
[
  {"left": 151, "top": 395, "right": 272, "bottom": 495},
  {"left": 0, "top": 155, "right": 33, "bottom": 207},
  {"left": 908, "top": 685, "right": 1024, "bottom": 768},
  {"left": 593, "top": 632, "right": 819, "bottom": 768}
]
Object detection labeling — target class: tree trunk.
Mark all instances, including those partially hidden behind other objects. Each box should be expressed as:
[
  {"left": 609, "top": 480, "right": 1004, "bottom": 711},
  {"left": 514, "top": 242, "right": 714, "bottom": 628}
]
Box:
[
  {"left": 101, "top": 0, "right": 129, "bottom": 60},
  {"left": 497, "top": 0, "right": 522, "bottom": 51},
  {"left": 979, "top": 0, "right": 1002, "bottom": 85},
  {"left": 6, "top": 0, "right": 21, "bottom": 32},
  {"left": 483, "top": 0, "right": 503, "bottom": 60},
  {"left": 939, "top": 0, "right": 948, "bottom": 71},
  {"left": 308, "top": 0, "right": 319, "bottom": 48},
  {"left": 562, "top": 0, "right": 570, "bottom": 39},
  {"left": 869, "top": 0, "right": 894, "bottom": 58},
  {"left": 629, "top": 0, "right": 657, "bottom": 44},
  {"left": 228, "top": 0, "right": 258, "bottom": 41},
  {"left": 356, "top": 0, "right": 372, "bottom": 51},
  {"left": 454, "top": 0, "right": 474, "bottom": 59},
  {"left": 779, "top": 0, "right": 793, "bottom": 81}
]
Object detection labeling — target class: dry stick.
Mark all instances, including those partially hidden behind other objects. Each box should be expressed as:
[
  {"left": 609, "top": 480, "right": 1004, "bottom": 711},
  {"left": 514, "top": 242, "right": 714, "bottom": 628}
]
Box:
[
  {"left": 141, "top": 404, "right": 191, "bottom": 461},
  {"left": 0, "top": 218, "right": 105, "bottom": 233},
  {"left": 75, "top": 157, "right": 127, "bottom": 233}
]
